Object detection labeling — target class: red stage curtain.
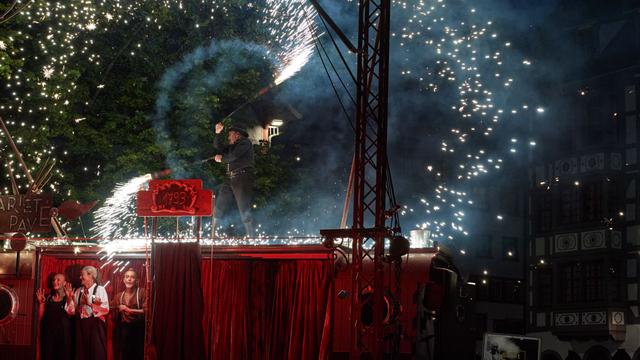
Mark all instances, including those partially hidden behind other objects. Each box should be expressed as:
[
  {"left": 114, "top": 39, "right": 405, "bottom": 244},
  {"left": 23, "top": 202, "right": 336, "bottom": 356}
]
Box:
[
  {"left": 38, "top": 255, "right": 147, "bottom": 360},
  {"left": 152, "top": 243, "right": 205, "bottom": 360},
  {"left": 201, "top": 258, "right": 333, "bottom": 360}
]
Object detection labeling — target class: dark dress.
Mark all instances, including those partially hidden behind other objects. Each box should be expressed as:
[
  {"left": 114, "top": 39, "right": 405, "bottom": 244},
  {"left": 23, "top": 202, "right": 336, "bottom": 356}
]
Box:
[
  {"left": 114, "top": 288, "right": 145, "bottom": 360},
  {"left": 40, "top": 295, "right": 73, "bottom": 360}
]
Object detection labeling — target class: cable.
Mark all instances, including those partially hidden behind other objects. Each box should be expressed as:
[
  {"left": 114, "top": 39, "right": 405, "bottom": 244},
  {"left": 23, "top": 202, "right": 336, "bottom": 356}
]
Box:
[
  {"left": 305, "top": 11, "right": 356, "bottom": 131},
  {"left": 315, "top": 6, "right": 357, "bottom": 84},
  {"left": 315, "top": 30, "right": 357, "bottom": 108}
]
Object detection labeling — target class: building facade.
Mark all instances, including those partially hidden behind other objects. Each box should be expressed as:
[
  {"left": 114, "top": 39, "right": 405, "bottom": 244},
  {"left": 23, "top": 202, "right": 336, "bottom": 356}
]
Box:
[{"left": 527, "top": 2, "right": 640, "bottom": 359}]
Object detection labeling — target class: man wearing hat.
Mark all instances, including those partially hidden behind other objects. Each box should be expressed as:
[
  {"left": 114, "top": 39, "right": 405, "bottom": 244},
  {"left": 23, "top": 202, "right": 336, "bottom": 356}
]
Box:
[{"left": 213, "top": 121, "right": 255, "bottom": 236}]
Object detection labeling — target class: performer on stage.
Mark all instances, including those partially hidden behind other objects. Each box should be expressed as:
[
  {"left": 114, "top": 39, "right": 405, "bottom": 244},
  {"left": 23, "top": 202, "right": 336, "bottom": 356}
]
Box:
[
  {"left": 213, "top": 121, "right": 255, "bottom": 236},
  {"left": 65, "top": 265, "right": 109, "bottom": 360},
  {"left": 114, "top": 268, "right": 146, "bottom": 360},
  {"left": 36, "top": 273, "right": 73, "bottom": 360}
]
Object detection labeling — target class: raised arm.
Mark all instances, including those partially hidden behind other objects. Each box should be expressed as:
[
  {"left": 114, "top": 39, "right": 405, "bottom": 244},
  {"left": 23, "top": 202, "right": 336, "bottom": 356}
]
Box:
[
  {"left": 36, "top": 289, "right": 46, "bottom": 320},
  {"left": 213, "top": 122, "right": 228, "bottom": 153},
  {"left": 64, "top": 283, "right": 76, "bottom": 315}
]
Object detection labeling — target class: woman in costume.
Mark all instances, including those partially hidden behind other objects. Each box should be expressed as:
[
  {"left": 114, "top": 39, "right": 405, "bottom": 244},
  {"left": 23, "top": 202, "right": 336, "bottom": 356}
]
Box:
[
  {"left": 36, "top": 273, "right": 73, "bottom": 360},
  {"left": 114, "top": 268, "right": 146, "bottom": 360},
  {"left": 65, "top": 265, "right": 109, "bottom": 360}
]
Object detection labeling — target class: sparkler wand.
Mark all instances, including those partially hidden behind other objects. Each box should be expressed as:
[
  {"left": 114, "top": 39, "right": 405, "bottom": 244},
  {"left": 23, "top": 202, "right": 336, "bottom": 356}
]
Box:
[{"left": 221, "top": 83, "right": 275, "bottom": 121}]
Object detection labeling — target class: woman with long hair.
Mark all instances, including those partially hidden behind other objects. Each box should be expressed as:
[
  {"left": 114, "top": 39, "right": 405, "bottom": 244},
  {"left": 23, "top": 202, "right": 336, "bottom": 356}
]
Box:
[
  {"left": 36, "top": 273, "right": 73, "bottom": 360},
  {"left": 114, "top": 268, "right": 145, "bottom": 360}
]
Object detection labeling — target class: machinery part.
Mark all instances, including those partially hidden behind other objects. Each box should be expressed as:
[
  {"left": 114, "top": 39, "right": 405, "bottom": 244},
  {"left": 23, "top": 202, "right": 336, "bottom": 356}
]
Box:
[{"left": 0, "top": 283, "right": 19, "bottom": 326}]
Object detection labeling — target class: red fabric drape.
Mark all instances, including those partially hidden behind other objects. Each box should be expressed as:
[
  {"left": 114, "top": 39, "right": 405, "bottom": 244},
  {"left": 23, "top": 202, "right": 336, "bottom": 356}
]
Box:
[
  {"left": 152, "top": 243, "right": 205, "bottom": 360},
  {"left": 38, "top": 255, "right": 146, "bottom": 360},
  {"left": 201, "top": 259, "right": 333, "bottom": 360},
  {"left": 38, "top": 249, "right": 334, "bottom": 360}
]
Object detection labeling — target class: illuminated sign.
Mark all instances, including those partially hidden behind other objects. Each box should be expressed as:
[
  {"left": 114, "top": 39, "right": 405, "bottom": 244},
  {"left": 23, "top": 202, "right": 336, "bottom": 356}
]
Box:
[
  {"left": 0, "top": 194, "right": 53, "bottom": 233},
  {"left": 136, "top": 179, "right": 212, "bottom": 217}
]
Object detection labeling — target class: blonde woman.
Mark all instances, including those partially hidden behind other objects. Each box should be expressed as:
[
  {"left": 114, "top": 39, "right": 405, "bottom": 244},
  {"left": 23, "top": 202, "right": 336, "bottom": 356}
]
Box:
[
  {"left": 65, "top": 265, "right": 109, "bottom": 360},
  {"left": 114, "top": 268, "right": 146, "bottom": 360},
  {"left": 36, "top": 273, "right": 73, "bottom": 360}
]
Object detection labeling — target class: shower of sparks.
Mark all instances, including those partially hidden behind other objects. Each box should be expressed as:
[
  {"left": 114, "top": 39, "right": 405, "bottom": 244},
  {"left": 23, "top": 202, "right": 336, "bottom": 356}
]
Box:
[
  {"left": 91, "top": 174, "right": 151, "bottom": 240},
  {"left": 392, "top": 0, "right": 543, "bottom": 246},
  {"left": 262, "top": 0, "right": 317, "bottom": 85}
]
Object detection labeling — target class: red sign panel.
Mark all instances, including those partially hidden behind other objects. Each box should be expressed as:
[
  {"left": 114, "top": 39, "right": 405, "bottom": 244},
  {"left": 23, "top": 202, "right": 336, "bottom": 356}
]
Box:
[
  {"left": 0, "top": 194, "right": 53, "bottom": 233},
  {"left": 136, "top": 179, "right": 212, "bottom": 217}
]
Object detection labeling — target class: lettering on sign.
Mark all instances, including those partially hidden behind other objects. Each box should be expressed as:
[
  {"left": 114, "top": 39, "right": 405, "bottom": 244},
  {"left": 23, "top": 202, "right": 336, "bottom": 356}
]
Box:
[
  {"left": 137, "top": 179, "right": 212, "bottom": 217},
  {"left": 0, "top": 194, "right": 53, "bottom": 233},
  {"left": 152, "top": 182, "right": 198, "bottom": 214}
]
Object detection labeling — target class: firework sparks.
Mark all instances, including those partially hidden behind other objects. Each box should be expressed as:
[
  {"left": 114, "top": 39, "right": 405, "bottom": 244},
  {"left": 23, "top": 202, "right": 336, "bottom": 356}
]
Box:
[
  {"left": 92, "top": 174, "right": 151, "bottom": 240},
  {"left": 264, "top": 0, "right": 317, "bottom": 85},
  {"left": 391, "top": 0, "right": 543, "bottom": 244}
]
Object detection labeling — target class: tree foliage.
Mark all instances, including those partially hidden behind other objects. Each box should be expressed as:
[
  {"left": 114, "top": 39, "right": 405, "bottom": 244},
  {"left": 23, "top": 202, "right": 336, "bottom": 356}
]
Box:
[{"left": 0, "top": 0, "right": 297, "bottom": 235}]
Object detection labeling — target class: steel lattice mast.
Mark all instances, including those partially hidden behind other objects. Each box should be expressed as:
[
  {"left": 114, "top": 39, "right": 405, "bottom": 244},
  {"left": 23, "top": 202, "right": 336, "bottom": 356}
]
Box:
[
  {"left": 352, "top": 0, "right": 391, "bottom": 357},
  {"left": 318, "top": 0, "right": 395, "bottom": 358}
]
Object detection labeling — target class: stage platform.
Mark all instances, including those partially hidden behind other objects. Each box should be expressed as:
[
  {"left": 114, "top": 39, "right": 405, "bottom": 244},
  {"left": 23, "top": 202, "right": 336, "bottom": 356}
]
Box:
[{"left": 1, "top": 240, "right": 443, "bottom": 359}]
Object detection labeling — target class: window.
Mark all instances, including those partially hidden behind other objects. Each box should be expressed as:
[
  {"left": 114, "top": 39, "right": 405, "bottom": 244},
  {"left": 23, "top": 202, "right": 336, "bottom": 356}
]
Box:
[
  {"left": 535, "top": 191, "right": 552, "bottom": 232},
  {"left": 584, "top": 261, "right": 604, "bottom": 302},
  {"left": 560, "top": 262, "right": 582, "bottom": 303},
  {"left": 608, "top": 262, "right": 621, "bottom": 301},
  {"left": 502, "top": 237, "right": 519, "bottom": 260},
  {"left": 558, "top": 185, "right": 580, "bottom": 225},
  {"left": 537, "top": 268, "right": 553, "bottom": 308},
  {"left": 473, "top": 187, "right": 489, "bottom": 210},
  {"left": 500, "top": 189, "right": 521, "bottom": 216},
  {"left": 473, "top": 313, "right": 487, "bottom": 340},
  {"left": 559, "top": 261, "right": 604, "bottom": 303},
  {"left": 476, "top": 278, "right": 490, "bottom": 301},
  {"left": 575, "top": 26, "right": 596, "bottom": 61},
  {"left": 582, "top": 181, "right": 604, "bottom": 222},
  {"left": 473, "top": 276, "right": 522, "bottom": 304},
  {"left": 490, "top": 279, "right": 503, "bottom": 300},
  {"left": 493, "top": 319, "right": 524, "bottom": 334},
  {"left": 475, "top": 235, "right": 492, "bottom": 258},
  {"left": 503, "top": 279, "right": 522, "bottom": 303}
]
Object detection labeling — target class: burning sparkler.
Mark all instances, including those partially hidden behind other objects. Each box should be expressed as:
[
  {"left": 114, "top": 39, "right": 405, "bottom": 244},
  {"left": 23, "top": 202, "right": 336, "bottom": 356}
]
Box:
[
  {"left": 222, "top": 0, "right": 317, "bottom": 120},
  {"left": 264, "top": 0, "right": 317, "bottom": 86},
  {"left": 92, "top": 174, "right": 152, "bottom": 240}
]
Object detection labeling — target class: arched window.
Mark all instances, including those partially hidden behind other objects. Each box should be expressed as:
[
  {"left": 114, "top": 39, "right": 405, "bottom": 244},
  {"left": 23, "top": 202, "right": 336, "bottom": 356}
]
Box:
[
  {"left": 584, "top": 345, "right": 612, "bottom": 360},
  {"left": 612, "top": 349, "right": 631, "bottom": 360},
  {"left": 566, "top": 350, "right": 581, "bottom": 360},
  {"left": 542, "top": 350, "right": 563, "bottom": 360}
]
